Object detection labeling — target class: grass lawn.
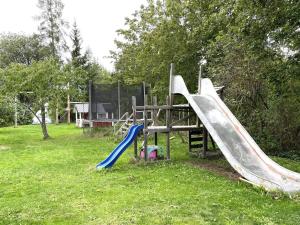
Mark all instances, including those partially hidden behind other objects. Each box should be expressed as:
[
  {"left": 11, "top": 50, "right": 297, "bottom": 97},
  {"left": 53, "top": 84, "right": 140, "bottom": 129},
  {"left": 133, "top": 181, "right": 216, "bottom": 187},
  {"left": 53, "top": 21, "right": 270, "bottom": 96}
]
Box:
[{"left": 0, "top": 124, "right": 300, "bottom": 225}]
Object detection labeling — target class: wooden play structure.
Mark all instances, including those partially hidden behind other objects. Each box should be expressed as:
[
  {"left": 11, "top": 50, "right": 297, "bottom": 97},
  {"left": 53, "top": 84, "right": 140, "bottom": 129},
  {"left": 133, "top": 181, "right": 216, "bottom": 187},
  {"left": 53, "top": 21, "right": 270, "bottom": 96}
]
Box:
[
  {"left": 96, "top": 63, "right": 300, "bottom": 194},
  {"left": 131, "top": 64, "right": 225, "bottom": 160}
]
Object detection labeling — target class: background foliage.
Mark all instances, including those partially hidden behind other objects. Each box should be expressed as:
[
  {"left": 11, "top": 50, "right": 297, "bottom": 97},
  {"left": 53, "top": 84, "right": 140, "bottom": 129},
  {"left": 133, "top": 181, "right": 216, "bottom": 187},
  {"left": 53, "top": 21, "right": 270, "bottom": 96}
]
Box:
[{"left": 112, "top": 0, "right": 300, "bottom": 152}]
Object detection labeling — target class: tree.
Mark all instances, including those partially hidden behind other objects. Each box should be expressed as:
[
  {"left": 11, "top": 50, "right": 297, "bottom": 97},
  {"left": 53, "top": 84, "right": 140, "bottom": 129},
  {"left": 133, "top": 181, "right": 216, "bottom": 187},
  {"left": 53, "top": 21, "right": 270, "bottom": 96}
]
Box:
[
  {"left": 1, "top": 59, "right": 69, "bottom": 139},
  {"left": 0, "top": 33, "right": 51, "bottom": 127},
  {"left": 68, "top": 21, "right": 111, "bottom": 100},
  {"left": 36, "top": 0, "right": 68, "bottom": 58},
  {"left": 0, "top": 33, "right": 50, "bottom": 68},
  {"left": 70, "top": 21, "right": 88, "bottom": 68},
  {"left": 36, "top": 0, "right": 69, "bottom": 124},
  {"left": 112, "top": 0, "right": 300, "bottom": 151}
]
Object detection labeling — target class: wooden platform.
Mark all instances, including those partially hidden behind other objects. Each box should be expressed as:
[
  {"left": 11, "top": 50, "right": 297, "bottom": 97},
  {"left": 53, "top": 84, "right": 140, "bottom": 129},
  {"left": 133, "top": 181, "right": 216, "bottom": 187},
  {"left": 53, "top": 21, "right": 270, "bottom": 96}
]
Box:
[{"left": 146, "top": 125, "right": 202, "bottom": 133}]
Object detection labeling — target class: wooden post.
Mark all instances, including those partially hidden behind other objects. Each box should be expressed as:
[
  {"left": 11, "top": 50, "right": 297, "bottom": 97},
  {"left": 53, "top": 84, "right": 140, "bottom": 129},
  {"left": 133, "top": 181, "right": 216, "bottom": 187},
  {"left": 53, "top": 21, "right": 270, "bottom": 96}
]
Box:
[
  {"left": 88, "top": 80, "right": 93, "bottom": 128},
  {"left": 153, "top": 96, "right": 158, "bottom": 145},
  {"left": 188, "top": 131, "right": 191, "bottom": 152},
  {"left": 143, "top": 81, "right": 146, "bottom": 102},
  {"left": 187, "top": 107, "right": 190, "bottom": 126},
  {"left": 203, "top": 126, "right": 208, "bottom": 158},
  {"left": 88, "top": 81, "right": 92, "bottom": 120},
  {"left": 154, "top": 132, "right": 158, "bottom": 146},
  {"left": 220, "top": 88, "right": 224, "bottom": 101},
  {"left": 198, "top": 64, "right": 202, "bottom": 94},
  {"left": 166, "top": 96, "right": 171, "bottom": 160},
  {"left": 75, "top": 108, "right": 78, "bottom": 121},
  {"left": 153, "top": 96, "right": 157, "bottom": 125},
  {"left": 118, "top": 80, "right": 121, "bottom": 119},
  {"left": 169, "top": 63, "right": 175, "bottom": 105},
  {"left": 143, "top": 94, "right": 148, "bottom": 161},
  {"left": 14, "top": 96, "right": 17, "bottom": 128},
  {"left": 55, "top": 102, "right": 59, "bottom": 125},
  {"left": 67, "top": 82, "right": 71, "bottom": 124},
  {"left": 132, "top": 96, "right": 138, "bottom": 158}
]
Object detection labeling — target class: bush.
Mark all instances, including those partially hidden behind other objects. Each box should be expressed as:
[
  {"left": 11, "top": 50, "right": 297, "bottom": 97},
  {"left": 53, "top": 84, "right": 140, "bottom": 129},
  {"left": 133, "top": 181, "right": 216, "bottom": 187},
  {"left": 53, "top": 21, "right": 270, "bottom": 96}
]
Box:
[
  {"left": 0, "top": 102, "right": 14, "bottom": 127},
  {"left": 0, "top": 101, "right": 32, "bottom": 127}
]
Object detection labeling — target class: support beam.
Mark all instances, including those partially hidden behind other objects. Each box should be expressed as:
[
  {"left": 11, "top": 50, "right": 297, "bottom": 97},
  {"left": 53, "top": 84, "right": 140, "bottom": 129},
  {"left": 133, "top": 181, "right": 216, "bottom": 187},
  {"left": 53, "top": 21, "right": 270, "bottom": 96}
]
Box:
[
  {"left": 88, "top": 80, "right": 93, "bottom": 128},
  {"left": 166, "top": 96, "right": 171, "bottom": 160},
  {"left": 118, "top": 80, "right": 121, "bottom": 119},
  {"left": 169, "top": 63, "right": 175, "bottom": 105},
  {"left": 88, "top": 80, "right": 92, "bottom": 121},
  {"left": 132, "top": 96, "right": 138, "bottom": 158},
  {"left": 135, "top": 104, "right": 191, "bottom": 110},
  {"left": 14, "top": 96, "right": 17, "bottom": 128},
  {"left": 147, "top": 125, "right": 201, "bottom": 133},
  {"left": 153, "top": 96, "right": 158, "bottom": 146},
  {"left": 55, "top": 102, "right": 59, "bottom": 125},
  {"left": 203, "top": 126, "right": 208, "bottom": 158},
  {"left": 198, "top": 63, "right": 202, "bottom": 94},
  {"left": 152, "top": 96, "right": 158, "bottom": 125},
  {"left": 143, "top": 95, "right": 148, "bottom": 161},
  {"left": 67, "top": 82, "right": 71, "bottom": 124}
]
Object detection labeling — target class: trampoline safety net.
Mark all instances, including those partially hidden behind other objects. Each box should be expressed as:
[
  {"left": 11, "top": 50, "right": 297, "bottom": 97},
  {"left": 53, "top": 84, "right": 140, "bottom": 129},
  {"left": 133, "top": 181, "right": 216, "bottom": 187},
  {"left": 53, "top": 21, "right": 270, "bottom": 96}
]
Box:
[{"left": 89, "top": 82, "right": 149, "bottom": 121}]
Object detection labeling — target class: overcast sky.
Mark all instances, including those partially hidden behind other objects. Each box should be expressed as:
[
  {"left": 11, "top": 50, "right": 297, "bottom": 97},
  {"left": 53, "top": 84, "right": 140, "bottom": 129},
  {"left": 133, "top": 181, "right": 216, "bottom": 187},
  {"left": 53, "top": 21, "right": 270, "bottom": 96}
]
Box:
[{"left": 0, "top": 0, "right": 147, "bottom": 71}]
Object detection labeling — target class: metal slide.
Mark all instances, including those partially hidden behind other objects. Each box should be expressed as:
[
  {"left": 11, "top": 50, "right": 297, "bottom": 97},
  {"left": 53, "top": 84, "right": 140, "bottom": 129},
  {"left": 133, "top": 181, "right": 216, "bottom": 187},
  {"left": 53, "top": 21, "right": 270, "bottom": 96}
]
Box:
[
  {"left": 170, "top": 75, "right": 300, "bottom": 194},
  {"left": 96, "top": 124, "right": 143, "bottom": 169}
]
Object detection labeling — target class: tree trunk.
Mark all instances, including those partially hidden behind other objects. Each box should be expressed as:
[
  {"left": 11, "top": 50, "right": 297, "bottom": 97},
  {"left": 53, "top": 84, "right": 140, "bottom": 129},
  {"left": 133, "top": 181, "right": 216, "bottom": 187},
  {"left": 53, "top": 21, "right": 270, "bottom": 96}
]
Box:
[{"left": 40, "top": 105, "right": 50, "bottom": 139}]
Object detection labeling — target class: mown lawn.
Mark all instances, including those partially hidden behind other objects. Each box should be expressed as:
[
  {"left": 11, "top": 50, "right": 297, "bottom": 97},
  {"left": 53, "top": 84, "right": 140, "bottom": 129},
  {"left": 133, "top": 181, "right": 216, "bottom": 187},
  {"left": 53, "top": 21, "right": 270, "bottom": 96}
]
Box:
[{"left": 0, "top": 125, "right": 299, "bottom": 225}]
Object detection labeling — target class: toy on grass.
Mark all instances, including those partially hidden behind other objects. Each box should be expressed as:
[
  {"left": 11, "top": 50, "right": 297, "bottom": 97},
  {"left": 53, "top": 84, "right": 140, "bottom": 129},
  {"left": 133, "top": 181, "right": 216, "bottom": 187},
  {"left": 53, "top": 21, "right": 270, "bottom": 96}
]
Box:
[{"left": 140, "top": 145, "right": 164, "bottom": 160}]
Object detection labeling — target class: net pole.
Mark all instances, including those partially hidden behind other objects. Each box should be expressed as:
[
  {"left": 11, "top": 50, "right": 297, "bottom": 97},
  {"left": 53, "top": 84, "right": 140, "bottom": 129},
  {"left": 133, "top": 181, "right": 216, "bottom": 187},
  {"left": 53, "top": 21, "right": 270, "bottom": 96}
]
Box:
[
  {"left": 118, "top": 80, "right": 121, "bottom": 119},
  {"left": 88, "top": 80, "right": 92, "bottom": 121},
  {"left": 67, "top": 82, "right": 71, "bottom": 124},
  {"left": 14, "top": 96, "right": 18, "bottom": 128}
]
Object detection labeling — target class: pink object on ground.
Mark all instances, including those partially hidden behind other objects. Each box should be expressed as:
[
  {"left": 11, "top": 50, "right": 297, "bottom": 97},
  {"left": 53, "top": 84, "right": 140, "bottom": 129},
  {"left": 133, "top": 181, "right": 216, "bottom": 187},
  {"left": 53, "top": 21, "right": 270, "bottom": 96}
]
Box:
[{"left": 140, "top": 150, "right": 157, "bottom": 159}]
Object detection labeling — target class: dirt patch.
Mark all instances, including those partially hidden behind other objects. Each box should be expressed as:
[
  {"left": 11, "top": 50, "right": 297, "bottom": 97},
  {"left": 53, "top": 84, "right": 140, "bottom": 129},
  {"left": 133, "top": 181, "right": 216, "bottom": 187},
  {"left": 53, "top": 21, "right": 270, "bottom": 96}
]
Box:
[
  {"left": 0, "top": 145, "right": 11, "bottom": 151},
  {"left": 189, "top": 161, "right": 240, "bottom": 180}
]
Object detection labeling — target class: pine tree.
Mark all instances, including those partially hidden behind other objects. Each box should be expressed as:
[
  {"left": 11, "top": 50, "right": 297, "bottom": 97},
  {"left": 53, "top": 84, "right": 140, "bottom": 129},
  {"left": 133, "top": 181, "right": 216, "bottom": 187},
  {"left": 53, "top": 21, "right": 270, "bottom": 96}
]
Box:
[
  {"left": 36, "top": 0, "right": 68, "bottom": 58},
  {"left": 70, "top": 21, "right": 87, "bottom": 67}
]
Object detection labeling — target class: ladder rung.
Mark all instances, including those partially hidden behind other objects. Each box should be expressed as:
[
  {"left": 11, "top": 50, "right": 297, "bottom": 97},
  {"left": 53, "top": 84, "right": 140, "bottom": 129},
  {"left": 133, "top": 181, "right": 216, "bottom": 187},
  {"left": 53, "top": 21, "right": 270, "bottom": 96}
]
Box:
[
  {"left": 190, "top": 130, "right": 203, "bottom": 135},
  {"left": 190, "top": 144, "right": 203, "bottom": 149},
  {"left": 190, "top": 137, "right": 203, "bottom": 142}
]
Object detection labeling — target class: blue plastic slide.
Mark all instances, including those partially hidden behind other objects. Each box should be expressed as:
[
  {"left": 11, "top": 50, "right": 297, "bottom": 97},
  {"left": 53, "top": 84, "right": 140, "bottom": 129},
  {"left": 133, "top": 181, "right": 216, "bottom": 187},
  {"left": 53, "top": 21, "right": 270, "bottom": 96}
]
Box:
[{"left": 96, "top": 124, "right": 144, "bottom": 169}]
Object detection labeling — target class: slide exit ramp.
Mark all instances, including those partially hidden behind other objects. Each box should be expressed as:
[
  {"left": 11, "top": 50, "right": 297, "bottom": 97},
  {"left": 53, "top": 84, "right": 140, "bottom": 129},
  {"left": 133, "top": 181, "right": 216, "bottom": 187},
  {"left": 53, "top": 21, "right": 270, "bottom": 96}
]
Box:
[
  {"left": 96, "top": 124, "right": 143, "bottom": 169},
  {"left": 170, "top": 75, "right": 300, "bottom": 194}
]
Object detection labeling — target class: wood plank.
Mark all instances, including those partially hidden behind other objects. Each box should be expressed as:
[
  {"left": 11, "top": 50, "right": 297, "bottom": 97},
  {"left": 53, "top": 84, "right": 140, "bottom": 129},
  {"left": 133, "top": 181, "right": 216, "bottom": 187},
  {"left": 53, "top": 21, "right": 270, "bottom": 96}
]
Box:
[
  {"left": 190, "top": 137, "right": 203, "bottom": 142},
  {"left": 190, "top": 144, "right": 203, "bottom": 149},
  {"left": 190, "top": 129, "right": 203, "bottom": 135}
]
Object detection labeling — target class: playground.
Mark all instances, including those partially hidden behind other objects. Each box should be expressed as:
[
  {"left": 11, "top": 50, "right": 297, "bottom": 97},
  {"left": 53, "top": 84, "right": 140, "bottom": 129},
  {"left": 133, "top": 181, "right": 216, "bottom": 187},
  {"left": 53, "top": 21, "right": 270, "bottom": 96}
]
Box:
[
  {"left": 1, "top": 65, "right": 300, "bottom": 224},
  {"left": 0, "top": 0, "right": 299, "bottom": 224},
  {"left": 0, "top": 124, "right": 300, "bottom": 224}
]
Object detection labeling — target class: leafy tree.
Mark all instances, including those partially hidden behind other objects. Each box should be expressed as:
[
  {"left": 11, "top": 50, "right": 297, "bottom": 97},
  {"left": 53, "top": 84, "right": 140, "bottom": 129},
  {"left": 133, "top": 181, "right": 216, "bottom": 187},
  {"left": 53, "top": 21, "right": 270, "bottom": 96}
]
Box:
[
  {"left": 0, "top": 33, "right": 50, "bottom": 68},
  {"left": 1, "top": 59, "right": 69, "bottom": 139},
  {"left": 0, "top": 33, "right": 51, "bottom": 127},
  {"left": 36, "top": 0, "right": 69, "bottom": 58},
  {"left": 35, "top": 0, "right": 69, "bottom": 124},
  {"left": 112, "top": 0, "right": 300, "bottom": 152}
]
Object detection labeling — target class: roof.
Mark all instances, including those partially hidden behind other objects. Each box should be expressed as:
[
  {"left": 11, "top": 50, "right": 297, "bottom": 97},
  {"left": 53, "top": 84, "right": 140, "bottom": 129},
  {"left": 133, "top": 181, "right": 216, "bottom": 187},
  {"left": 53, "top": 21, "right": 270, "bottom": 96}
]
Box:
[
  {"left": 74, "top": 103, "right": 89, "bottom": 113},
  {"left": 95, "top": 103, "right": 113, "bottom": 113},
  {"left": 74, "top": 103, "right": 113, "bottom": 113}
]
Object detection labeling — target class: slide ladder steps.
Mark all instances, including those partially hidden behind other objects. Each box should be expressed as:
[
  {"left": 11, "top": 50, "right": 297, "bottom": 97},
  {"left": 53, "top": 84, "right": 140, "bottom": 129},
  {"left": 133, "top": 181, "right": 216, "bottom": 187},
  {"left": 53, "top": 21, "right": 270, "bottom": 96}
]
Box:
[
  {"left": 121, "top": 120, "right": 136, "bottom": 135},
  {"left": 188, "top": 128, "right": 204, "bottom": 156}
]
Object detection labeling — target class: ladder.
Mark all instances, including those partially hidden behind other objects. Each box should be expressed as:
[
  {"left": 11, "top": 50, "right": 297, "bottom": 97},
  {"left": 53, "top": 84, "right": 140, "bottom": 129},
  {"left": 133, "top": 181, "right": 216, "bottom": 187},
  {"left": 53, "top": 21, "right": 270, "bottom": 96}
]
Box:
[
  {"left": 114, "top": 112, "right": 134, "bottom": 137},
  {"left": 188, "top": 128, "right": 204, "bottom": 156}
]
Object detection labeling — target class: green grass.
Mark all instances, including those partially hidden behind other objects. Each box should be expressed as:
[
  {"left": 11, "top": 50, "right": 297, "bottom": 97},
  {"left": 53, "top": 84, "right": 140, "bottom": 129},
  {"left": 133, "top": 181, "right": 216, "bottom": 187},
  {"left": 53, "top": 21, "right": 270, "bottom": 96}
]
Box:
[{"left": 0, "top": 125, "right": 300, "bottom": 225}]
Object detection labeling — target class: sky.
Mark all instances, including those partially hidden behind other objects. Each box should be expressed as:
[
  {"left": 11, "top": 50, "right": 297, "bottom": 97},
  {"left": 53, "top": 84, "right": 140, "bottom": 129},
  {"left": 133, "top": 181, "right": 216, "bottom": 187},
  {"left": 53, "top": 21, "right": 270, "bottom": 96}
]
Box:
[{"left": 0, "top": 0, "right": 147, "bottom": 71}]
